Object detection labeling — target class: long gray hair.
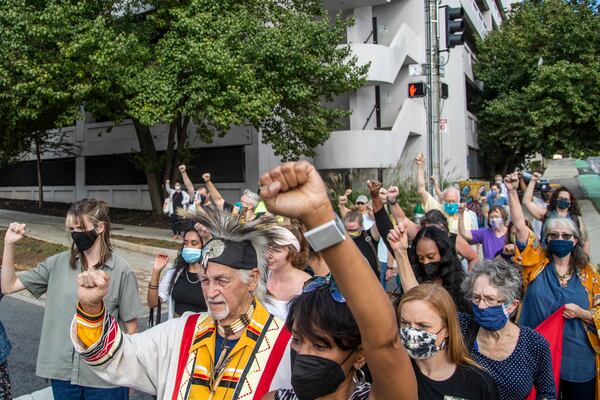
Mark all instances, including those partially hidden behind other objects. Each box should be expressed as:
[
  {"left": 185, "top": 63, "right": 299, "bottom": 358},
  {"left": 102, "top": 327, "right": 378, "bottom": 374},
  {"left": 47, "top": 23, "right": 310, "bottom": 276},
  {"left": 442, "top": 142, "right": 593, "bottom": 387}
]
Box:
[{"left": 543, "top": 217, "right": 589, "bottom": 270}]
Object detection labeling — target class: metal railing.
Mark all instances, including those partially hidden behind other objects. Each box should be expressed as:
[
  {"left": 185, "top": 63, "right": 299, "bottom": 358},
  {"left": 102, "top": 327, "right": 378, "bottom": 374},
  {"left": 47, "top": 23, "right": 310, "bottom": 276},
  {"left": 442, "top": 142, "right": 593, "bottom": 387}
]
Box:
[{"left": 362, "top": 104, "right": 378, "bottom": 130}]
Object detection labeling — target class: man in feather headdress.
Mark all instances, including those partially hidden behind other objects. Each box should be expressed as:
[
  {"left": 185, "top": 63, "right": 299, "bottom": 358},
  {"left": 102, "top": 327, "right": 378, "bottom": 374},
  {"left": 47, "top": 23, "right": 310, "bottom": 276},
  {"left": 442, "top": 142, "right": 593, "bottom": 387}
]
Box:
[{"left": 69, "top": 208, "right": 292, "bottom": 400}]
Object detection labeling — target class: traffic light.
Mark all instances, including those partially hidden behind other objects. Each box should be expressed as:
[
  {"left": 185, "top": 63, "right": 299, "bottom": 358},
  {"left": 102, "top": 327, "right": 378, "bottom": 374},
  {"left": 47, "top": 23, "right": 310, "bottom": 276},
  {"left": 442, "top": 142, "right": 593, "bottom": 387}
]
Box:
[
  {"left": 408, "top": 82, "right": 426, "bottom": 98},
  {"left": 445, "top": 7, "right": 465, "bottom": 49}
]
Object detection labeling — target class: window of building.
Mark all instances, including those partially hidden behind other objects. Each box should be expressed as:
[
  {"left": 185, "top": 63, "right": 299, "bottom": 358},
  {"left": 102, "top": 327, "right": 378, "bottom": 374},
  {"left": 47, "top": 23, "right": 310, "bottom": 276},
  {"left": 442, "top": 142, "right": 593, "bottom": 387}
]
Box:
[{"left": 0, "top": 158, "right": 76, "bottom": 186}]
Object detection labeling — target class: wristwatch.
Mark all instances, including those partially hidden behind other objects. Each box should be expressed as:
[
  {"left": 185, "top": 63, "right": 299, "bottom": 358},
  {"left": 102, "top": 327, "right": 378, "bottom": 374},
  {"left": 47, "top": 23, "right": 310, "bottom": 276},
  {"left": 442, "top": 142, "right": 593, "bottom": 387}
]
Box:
[{"left": 304, "top": 214, "right": 346, "bottom": 252}]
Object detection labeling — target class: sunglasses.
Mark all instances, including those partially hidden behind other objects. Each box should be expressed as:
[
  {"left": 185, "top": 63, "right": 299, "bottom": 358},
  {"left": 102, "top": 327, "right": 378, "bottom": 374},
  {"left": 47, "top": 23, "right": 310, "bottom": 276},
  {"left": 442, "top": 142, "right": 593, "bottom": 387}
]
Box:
[
  {"left": 547, "top": 232, "right": 574, "bottom": 241},
  {"left": 302, "top": 274, "right": 346, "bottom": 303},
  {"left": 356, "top": 202, "right": 366, "bottom": 205}
]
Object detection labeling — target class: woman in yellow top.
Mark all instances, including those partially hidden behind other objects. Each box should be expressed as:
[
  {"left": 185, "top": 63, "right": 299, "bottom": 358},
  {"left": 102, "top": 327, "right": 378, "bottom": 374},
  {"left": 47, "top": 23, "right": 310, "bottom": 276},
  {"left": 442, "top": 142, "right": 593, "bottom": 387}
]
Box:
[{"left": 505, "top": 173, "right": 600, "bottom": 400}]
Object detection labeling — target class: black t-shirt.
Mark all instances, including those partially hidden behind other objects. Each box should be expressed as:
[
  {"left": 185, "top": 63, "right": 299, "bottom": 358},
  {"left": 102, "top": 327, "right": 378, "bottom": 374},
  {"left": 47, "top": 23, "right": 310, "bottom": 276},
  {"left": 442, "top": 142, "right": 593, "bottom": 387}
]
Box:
[
  {"left": 171, "top": 269, "right": 207, "bottom": 316},
  {"left": 413, "top": 360, "right": 500, "bottom": 400},
  {"left": 352, "top": 231, "right": 379, "bottom": 276}
]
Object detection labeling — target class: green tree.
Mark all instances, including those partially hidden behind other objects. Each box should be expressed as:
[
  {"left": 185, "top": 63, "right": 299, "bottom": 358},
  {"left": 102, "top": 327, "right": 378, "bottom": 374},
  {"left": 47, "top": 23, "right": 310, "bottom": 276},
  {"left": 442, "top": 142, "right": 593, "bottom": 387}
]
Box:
[{"left": 475, "top": 0, "right": 600, "bottom": 174}]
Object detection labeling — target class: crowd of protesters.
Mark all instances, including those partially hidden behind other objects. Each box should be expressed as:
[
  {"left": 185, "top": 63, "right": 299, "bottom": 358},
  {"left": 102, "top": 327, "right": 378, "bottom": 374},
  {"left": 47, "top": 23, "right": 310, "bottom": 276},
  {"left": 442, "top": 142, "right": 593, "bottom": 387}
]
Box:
[{"left": 0, "top": 156, "right": 597, "bottom": 400}]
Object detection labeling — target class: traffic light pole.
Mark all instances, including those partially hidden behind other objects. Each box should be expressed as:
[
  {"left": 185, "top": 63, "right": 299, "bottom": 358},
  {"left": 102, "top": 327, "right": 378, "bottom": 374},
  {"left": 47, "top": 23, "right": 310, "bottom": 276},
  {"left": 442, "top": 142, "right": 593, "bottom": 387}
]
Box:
[{"left": 425, "top": 0, "right": 442, "bottom": 193}]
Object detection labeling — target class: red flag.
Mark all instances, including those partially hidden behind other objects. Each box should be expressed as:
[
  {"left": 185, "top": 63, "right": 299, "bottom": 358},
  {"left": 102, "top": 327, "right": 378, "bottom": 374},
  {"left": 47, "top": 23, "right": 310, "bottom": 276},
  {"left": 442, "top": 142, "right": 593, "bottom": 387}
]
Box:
[{"left": 526, "top": 305, "right": 564, "bottom": 400}]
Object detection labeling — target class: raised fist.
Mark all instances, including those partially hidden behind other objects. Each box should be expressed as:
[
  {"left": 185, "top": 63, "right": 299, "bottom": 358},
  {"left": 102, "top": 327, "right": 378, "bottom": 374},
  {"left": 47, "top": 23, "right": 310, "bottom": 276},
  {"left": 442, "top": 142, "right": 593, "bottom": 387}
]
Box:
[
  {"left": 338, "top": 195, "right": 348, "bottom": 205},
  {"left": 387, "top": 186, "right": 399, "bottom": 200},
  {"left": 388, "top": 223, "right": 409, "bottom": 252},
  {"left": 4, "top": 222, "right": 26, "bottom": 244},
  {"left": 202, "top": 173, "right": 211, "bottom": 183},
  {"left": 259, "top": 161, "right": 332, "bottom": 229},
  {"left": 178, "top": 164, "right": 186, "bottom": 173},
  {"left": 344, "top": 189, "right": 352, "bottom": 197},
  {"left": 367, "top": 180, "right": 382, "bottom": 198},
  {"left": 415, "top": 153, "right": 426, "bottom": 166},
  {"left": 77, "top": 270, "right": 110, "bottom": 313}
]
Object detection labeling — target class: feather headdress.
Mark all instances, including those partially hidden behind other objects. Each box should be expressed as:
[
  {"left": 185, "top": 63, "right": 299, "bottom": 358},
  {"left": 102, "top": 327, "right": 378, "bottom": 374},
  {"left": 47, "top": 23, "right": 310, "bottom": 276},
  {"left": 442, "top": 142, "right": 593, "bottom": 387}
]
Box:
[{"left": 180, "top": 206, "right": 280, "bottom": 305}]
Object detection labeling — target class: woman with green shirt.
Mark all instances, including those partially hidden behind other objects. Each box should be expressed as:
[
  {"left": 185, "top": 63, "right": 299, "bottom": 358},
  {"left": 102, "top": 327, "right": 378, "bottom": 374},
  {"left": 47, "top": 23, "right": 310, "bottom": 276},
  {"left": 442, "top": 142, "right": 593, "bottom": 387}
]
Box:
[{"left": 0, "top": 198, "right": 143, "bottom": 400}]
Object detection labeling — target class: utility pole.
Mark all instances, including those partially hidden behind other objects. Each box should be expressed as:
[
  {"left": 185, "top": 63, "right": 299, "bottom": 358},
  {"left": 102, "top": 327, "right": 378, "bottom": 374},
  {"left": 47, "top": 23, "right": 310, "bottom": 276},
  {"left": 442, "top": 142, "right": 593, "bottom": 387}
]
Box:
[{"left": 424, "top": 0, "right": 441, "bottom": 193}]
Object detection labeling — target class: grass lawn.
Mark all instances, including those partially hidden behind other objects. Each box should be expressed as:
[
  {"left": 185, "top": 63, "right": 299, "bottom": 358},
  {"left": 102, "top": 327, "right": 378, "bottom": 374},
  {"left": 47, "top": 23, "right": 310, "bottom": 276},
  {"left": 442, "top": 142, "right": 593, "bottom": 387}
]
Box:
[
  {"left": 0, "top": 230, "right": 68, "bottom": 271},
  {"left": 112, "top": 234, "right": 181, "bottom": 251}
]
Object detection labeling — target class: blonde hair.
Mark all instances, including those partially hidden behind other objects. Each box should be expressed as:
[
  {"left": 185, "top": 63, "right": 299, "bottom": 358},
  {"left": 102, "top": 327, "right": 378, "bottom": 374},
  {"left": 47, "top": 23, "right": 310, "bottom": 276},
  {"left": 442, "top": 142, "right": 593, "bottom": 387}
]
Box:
[
  {"left": 399, "top": 283, "right": 476, "bottom": 366},
  {"left": 66, "top": 199, "right": 112, "bottom": 269}
]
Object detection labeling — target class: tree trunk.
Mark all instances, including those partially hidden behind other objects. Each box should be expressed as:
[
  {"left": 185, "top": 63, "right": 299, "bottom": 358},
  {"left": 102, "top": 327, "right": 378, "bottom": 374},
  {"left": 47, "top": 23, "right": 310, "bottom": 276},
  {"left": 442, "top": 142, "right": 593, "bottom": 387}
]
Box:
[
  {"left": 172, "top": 116, "right": 190, "bottom": 177},
  {"left": 163, "top": 121, "right": 177, "bottom": 185},
  {"left": 132, "top": 119, "right": 164, "bottom": 215},
  {"left": 34, "top": 137, "right": 44, "bottom": 208}
]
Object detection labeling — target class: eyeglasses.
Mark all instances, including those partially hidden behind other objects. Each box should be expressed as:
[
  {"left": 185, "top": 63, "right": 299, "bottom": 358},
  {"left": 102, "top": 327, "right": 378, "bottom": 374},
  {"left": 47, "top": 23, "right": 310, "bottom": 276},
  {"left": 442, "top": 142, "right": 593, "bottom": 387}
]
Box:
[
  {"left": 547, "top": 232, "right": 574, "bottom": 240},
  {"left": 302, "top": 274, "right": 346, "bottom": 303},
  {"left": 470, "top": 296, "right": 506, "bottom": 307}
]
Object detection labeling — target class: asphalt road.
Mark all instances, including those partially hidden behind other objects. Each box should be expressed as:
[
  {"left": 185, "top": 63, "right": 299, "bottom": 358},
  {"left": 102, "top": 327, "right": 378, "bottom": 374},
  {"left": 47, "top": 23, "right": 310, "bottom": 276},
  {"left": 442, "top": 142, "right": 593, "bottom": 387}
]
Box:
[{"left": 0, "top": 295, "right": 153, "bottom": 399}]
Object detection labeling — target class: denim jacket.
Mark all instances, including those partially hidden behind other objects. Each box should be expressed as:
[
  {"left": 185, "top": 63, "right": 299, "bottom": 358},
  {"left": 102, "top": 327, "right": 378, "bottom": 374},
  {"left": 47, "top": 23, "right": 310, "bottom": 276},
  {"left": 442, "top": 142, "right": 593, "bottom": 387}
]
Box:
[{"left": 0, "top": 294, "right": 12, "bottom": 364}]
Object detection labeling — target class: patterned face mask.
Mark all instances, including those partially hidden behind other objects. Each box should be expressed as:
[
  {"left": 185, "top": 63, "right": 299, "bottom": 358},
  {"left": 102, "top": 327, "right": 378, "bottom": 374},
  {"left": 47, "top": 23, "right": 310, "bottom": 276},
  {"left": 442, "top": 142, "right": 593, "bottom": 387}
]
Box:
[{"left": 400, "top": 326, "right": 446, "bottom": 360}]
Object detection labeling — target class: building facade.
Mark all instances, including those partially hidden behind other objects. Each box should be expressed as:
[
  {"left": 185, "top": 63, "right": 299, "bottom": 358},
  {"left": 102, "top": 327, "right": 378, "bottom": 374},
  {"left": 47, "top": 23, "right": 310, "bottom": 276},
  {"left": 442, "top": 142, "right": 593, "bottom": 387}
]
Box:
[{"left": 0, "top": 0, "right": 510, "bottom": 210}]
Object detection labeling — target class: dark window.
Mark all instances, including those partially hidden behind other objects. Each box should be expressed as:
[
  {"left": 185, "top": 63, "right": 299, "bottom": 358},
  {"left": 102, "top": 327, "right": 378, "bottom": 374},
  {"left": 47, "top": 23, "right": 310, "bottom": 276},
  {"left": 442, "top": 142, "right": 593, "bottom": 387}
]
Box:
[
  {"left": 0, "top": 158, "right": 75, "bottom": 186},
  {"left": 85, "top": 146, "right": 245, "bottom": 185}
]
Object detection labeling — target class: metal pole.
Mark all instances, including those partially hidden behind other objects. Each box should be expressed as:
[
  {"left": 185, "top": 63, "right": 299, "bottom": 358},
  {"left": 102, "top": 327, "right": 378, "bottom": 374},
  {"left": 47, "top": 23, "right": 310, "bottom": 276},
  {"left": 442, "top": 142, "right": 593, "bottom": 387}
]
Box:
[
  {"left": 430, "top": 0, "right": 442, "bottom": 187},
  {"left": 424, "top": 0, "right": 433, "bottom": 193}
]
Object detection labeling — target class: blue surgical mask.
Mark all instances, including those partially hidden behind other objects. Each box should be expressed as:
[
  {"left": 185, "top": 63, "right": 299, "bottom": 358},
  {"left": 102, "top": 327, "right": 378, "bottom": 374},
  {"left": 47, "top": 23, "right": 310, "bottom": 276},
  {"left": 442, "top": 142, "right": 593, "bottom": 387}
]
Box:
[
  {"left": 489, "top": 189, "right": 497, "bottom": 198},
  {"left": 556, "top": 198, "right": 571, "bottom": 210},
  {"left": 472, "top": 303, "right": 509, "bottom": 332},
  {"left": 181, "top": 247, "right": 202, "bottom": 264},
  {"left": 444, "top": 203, "right": 459, "bottom": 216},
  {"left": 548, "top": 239, "right": 574, "bottom": 258}
]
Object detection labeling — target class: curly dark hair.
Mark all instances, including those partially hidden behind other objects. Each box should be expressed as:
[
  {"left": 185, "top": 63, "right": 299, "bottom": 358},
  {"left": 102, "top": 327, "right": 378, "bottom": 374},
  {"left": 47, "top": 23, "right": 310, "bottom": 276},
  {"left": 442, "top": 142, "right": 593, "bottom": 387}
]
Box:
[
  {"left": 420, "top": 210, "right": 449, "bottom": 234},
  {"left": 409, "top": 227, "right": 469, "bottom": 313},
  {"left": 547, "top": 186, "right": 581, "bottom": 216}
]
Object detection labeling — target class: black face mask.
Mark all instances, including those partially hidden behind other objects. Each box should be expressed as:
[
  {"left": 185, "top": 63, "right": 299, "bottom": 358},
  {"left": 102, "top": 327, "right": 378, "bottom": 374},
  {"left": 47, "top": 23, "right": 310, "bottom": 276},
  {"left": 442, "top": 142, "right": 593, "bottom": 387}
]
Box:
[
  {"left": 71, "top": 229, "right": 98, "bottom": 252},
  {"left": 290, "top": 349, "right": 352, "bottom": 400},
  {"left": 199, "top": 195, "right": 207, "bottom": 204},
  {"left": 422, "top": 262, "right": 441, "bottom": 280}
]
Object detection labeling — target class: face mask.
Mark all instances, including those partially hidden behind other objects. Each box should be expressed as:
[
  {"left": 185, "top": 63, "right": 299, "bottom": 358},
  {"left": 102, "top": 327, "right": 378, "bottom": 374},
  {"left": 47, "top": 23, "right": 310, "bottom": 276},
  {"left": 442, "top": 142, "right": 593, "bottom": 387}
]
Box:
[
  {"left": 422, "top": 262, "right": 441, "bottom": 280},
  {"left": 556, "top": 198, "right": 571, "bottom": 210},
  {"left": 400, "top": 327, "right": 446, "bottom": 360},
  {"left": 489, "top": 189, "right": 497, "bottom": 198},
  {"left": 175, "top": 186, "right": 181, "bottom": 192},
  {"left": 548, "top": 239, "right": 575, "bottom": 258},
  {"left": 71, "top": 230, "right": 98, "bottom": 252},
  {"left": 472, "top": 303, "right": 509, "bottom": 331},
  {"left": 466, "top": 197, "right": 474, "bottom": 205},
  {"left": 490, "top": 217, "right": 504, "bottom": 229},
  {"left": 348, "top": 230, "right": 362, "bottom": 238},
  {"left": 181, "top": 247, "right": 202, "bottom": 264},
  {"left": 290, "top": 349, "right": 351, "bottom": 400},
  {"left": 444, "top": 203, "right": 459, "bottom": 216},
  {"left": 199, "top": 195, "right": 207, "bottom": 204}
]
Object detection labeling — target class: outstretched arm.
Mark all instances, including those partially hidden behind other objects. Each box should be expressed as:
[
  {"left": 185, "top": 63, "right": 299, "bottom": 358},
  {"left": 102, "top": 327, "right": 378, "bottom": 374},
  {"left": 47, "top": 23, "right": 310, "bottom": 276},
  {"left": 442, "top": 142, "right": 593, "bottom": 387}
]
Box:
[
  {"left": 431, "top": 175, "right": 443, "bottom": 202},
  {"left": 1, "top": 223, "right": 27, "bottom": 294},
  {"left": 388, "top": 224, "right": 419, "bottom": 293},
  {"left": 457, "top": 205, "right": 473, "bottom": 241},
  {"left": 505, "top": 173, "right": 530, "bottom": 243},
  {"left": 202, "top": 173, "right": 225, "bottom": 209},
  {"left": 522, "top": 173, "right": 546, "bottom": 220},
  {"left": 259, "top": 162, "right": 417, "bottom": 400},
  {"left": 415, "top": 153, "right": 429, "bottom": 206},
  {"left": 178, "top": 165, "right": 196, "bottom": 199}
]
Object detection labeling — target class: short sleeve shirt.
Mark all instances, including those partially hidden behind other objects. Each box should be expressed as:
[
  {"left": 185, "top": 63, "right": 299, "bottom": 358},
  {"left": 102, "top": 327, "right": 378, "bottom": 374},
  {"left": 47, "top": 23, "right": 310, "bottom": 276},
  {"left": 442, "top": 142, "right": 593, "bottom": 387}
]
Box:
[
  {"left": 18, "top": 251, "right": 143, "bottom": 387},
  {"left": 470, "top": 228, "right": 508, "bottom": 259},
  {"left": 423, "top": 192, "right": 476, "bottom": 234}
]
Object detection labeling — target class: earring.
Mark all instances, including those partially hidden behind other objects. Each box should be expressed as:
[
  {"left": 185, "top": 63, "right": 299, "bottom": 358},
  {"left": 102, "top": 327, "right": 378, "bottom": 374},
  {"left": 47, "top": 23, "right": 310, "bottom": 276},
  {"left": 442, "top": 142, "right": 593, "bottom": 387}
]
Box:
[{"left": 353, "top": 366, "right": 366, "bottom": 385}]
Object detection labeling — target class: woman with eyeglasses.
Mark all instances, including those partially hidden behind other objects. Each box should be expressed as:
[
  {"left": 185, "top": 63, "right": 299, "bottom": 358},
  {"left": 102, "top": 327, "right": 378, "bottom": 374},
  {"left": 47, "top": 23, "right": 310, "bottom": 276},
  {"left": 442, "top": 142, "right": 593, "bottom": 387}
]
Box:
[
  {"left": 461, "top": 259, "right": 555, "bottom": 400},
  {"left": 399, "top": 283, "right": 500, "bottom": 399},
  {"left": 259, "top": 161, "right": 417, "bottom": 400},
  {"left": 505, "top": 173, "right": 600, "bottom": 399}
]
